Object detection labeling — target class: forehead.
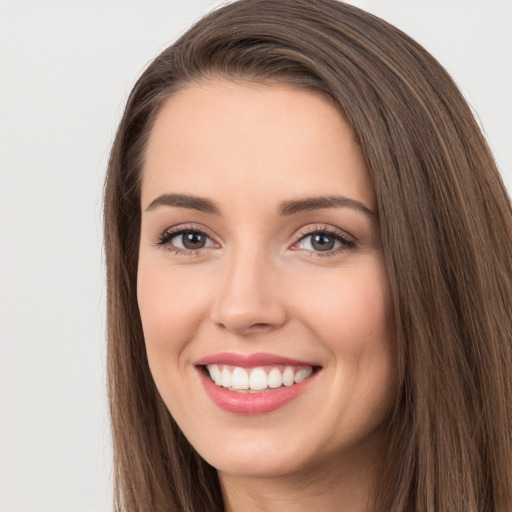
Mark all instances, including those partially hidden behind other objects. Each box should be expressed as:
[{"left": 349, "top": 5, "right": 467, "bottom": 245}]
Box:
[{"left": 141, "top": 80, "right": 374, "bottom": 212}]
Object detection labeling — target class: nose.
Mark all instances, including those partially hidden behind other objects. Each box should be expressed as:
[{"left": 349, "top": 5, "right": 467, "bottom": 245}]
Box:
[{"left": 210, "top": 248, "right": 287, "bottom": 335}]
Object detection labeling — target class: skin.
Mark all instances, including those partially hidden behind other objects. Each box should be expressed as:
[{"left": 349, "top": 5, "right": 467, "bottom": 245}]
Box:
[{"left": 137, "top": 80, "right": 398, "bottom": 512}]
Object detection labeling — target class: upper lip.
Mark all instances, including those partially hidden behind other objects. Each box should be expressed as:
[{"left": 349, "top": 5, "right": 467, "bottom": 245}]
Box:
[{"left": 194, "top": 352, "right": 320, "bottom": 368}]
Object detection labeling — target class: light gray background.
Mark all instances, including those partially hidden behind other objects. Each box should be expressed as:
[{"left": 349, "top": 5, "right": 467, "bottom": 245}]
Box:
[{"left": 0, "top": 1, "right": 510, "bottom": 511}]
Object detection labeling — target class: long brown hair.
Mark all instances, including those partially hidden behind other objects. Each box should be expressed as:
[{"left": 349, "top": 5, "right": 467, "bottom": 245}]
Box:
[{"left": 103, "top": 1, "right": 512, "bottom": 510}]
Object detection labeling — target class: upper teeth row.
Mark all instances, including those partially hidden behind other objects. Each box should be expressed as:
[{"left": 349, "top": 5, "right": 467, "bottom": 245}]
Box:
[{"left": 206, "top": 364, "right": 313, "bottom": 391}]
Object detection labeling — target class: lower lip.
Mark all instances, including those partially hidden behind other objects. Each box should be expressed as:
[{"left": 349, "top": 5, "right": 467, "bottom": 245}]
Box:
[{"left": 197, "top": 367, "right": 317, "bottom": 414}]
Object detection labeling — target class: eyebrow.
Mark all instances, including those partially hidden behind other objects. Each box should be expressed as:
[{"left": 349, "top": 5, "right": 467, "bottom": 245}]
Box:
[
  {"left": 145, "top": 193, "right": 376, "bottom": 218},
  {"left": 277, "top": 195, "right": 376, "bottom": 218},
  {"left": 145, "top": 193, "right": 221, "bottom": 214}
]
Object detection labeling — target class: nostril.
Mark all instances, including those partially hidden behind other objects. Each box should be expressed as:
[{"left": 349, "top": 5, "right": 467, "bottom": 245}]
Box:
[
  {"left": 250, "top": 322, "right": 273, "bottom": 329},
  {"left": 213, "top": 318, "right": 284, "bottom": 335}
]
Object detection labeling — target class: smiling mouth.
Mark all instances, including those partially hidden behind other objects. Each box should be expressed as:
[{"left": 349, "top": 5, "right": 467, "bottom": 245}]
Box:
[
  {"left": 195, "top": 354, "right": 322, "bottom": 414},
  {"left": 201, "top": 364, "right": 319, "bottom": 392}
]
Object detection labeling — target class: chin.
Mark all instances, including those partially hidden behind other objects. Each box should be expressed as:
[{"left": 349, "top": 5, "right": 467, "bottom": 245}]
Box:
[{"left": 205, "top": 447, "right": 309, "bottom": 479}]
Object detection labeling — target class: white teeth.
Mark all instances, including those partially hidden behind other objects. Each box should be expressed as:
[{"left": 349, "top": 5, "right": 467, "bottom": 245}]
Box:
[
  {"left": 282, "top": 366, "right": 295, "bottom": 387},
  {"left": 267, "top": 367, "right": 283, "bottom": 388},
  {"left": 294, "top": 366, "right": 313, "bottom": 383},
  {"left": 205, "top": 364, "right": 314, "bottom": 391},
  {"left": 208, "top": 364, "right": 222, "bottom": 385},
  {"left": 231, "top": 367, "right": 249, "bottom": 390},
  {"left": 249, "top": 367, "right": 267, "bottom": 391},
  {"left": 221, "top": 367, "right": 232, "bottom": 388}
]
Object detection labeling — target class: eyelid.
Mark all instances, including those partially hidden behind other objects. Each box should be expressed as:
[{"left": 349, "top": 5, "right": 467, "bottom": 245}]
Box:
[
  {"left": 295, "top": 223, "right": 356, "bottom": 241},
  {"left": 290, "top": 224, "right": 356, "bottom": 256},
  {"left": 154, "top": 223, "right": 220, "bottom": 253},
  {"left": 153, "top": 222, "right": 356, "bottom": 258}
]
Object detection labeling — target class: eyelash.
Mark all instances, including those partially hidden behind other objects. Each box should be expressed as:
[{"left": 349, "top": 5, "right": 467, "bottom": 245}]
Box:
[
  {"left": 154, "top": 224, "right": 213, "bottom": 257},
  {"left": 154, "top": 224, "right": 356, "bottom": 258},
  {"left": 293, "top": 225, "right": 356, "bottom": 258}
]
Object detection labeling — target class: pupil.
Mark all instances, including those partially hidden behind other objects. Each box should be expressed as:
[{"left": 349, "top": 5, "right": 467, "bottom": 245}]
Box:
[
  {"left": 312, "top": 233, "right": 334, "bottom": 251},
  {"left": 182, "top": 231, "right": 205, "bottom": 249}
]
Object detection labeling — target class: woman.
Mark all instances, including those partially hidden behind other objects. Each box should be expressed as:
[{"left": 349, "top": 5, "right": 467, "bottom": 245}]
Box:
[{"left": 103, "top": 0, "right": 512, "bottom": 510}]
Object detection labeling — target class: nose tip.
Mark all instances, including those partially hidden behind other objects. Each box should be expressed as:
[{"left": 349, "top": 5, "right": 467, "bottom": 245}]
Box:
[
  {"left": 210, "top": 259, "right": 287, "bottom": 336},
  {"left": 213, "top": 301, "right": 286, "bottom": 335}
]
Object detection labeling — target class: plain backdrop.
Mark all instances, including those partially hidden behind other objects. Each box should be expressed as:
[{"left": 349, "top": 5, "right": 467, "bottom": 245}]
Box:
[{"left": 0, "top": 1, "right": 510, "bottom": 511}]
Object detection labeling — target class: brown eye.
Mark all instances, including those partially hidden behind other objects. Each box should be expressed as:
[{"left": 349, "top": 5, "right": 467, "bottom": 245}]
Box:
[
  {"left": 156, "top": 228, "right": 216, "bottom": 252},
  {"left": 181, "top": 231, "right": 206, "bottom": 249},
  {"left": 177, "top": 231, "right": 208, "bottom": 250}
]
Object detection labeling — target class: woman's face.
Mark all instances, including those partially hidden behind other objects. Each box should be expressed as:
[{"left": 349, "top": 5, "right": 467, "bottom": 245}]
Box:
[{"left": 137, "top": 80, "right": 397, "bottom": 479}]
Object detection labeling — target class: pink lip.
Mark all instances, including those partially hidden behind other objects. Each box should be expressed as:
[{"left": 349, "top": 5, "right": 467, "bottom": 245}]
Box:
[
  {"left": 194, "top": 352, "right": 320, "bottom": 415},
  {"left": 197, "top": 369, "right": 317, "bottom": 414},
  {"left": 194, "top": 351, "right": 318, "bottom": 368}
]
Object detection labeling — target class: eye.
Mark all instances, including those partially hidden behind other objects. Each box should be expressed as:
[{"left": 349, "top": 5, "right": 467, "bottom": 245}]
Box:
[
  {"left": 300, "top": 232, "right": 340, "bottom": 251},
  {"left": 171, "top": 230, "right": 213, "bottom": 250},
  {"left": 292, "top": 227, "right": 356, "bottom": 255},
  {"left": 156, "top": 227, "right": 217, "bottom": 253}
]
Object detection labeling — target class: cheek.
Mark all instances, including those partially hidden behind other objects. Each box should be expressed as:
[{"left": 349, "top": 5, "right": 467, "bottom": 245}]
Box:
[
  {"left": 136, "top": 263, "right": 212, "bottom": 420},
  {"left": 137, "top": 262, "right": 210, "bottom": 364},
  {"left": 299, "top": 261, "right": 397, "bottom": 430},
  {"left": 291, "top": 257, "right": 397, "bottom": 414},
  {"left": 292, "top": 259, "right": 394, "bottom": 353}
]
